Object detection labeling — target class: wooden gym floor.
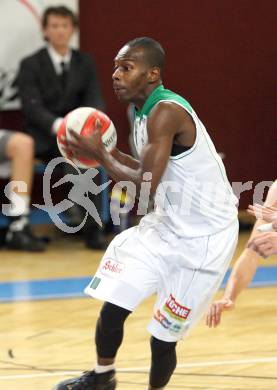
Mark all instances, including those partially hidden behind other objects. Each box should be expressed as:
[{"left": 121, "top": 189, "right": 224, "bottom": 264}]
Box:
[{"left": 0, "top": 229, "right": 277, "bottom": 390}]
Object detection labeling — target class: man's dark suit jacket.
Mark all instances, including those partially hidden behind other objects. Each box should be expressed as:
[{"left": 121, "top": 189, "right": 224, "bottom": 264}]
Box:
[{"left": 18, "top": 48, "right": 104, "bottom": 157}]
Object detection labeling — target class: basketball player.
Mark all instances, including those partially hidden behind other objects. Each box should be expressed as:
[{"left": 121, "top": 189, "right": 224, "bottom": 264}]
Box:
[
  {"left": 206, "top": 180, "right": 277, "bottom": 328},
  {"left": 54, "top": 37, "right": 238, "bottom": 390}
]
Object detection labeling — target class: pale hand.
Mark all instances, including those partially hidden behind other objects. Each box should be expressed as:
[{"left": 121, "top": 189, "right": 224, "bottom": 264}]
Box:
[
  {"left": 247, "top": 204, "right": 277, "bottom": 229},
  {"left": 247, "top": 232, "right": 277, "bottom": 258},
  {"left": 206, "top": 298, "right": 234, "bottom": 328}
]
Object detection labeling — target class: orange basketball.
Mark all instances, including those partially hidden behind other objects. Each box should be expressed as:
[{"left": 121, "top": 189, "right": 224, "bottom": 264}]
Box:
[{"left": 57, "top": 107, "right": 117, "bottom": 168}]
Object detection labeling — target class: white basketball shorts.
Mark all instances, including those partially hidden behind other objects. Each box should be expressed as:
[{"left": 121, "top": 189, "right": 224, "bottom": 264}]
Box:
[{"left": 85, "top": 217, "right": 238, "bottom": 342}]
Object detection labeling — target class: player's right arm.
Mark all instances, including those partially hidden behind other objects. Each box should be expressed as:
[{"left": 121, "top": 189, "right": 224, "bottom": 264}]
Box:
[
  {"left": 206, "top": 181, "right": 277, "bottom": 328},
  {"left": 111, "top": 148, "right": 140, "bottom": 170}
]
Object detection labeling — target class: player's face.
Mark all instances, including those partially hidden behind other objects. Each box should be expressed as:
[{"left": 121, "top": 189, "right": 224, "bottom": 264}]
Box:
[
  {"left": 43, "top": 15, "right": 74, "bottom": 50},
  {"left": 112, "top": 46, "right": 152, "bottom": 105}
]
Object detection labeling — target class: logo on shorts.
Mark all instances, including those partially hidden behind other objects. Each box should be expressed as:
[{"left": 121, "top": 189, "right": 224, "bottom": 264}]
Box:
[
  {"left": 164, "top": 294, "right": 191, "bottom": 321},
  {"left": 89, "top": 276, "right": 101, "bottom": 289},
  {"left": 154, "top": 309, "right": 182, "bottom": 333},
  {"left": 100, "top": 259, "right": 125, "bottom": 278}
]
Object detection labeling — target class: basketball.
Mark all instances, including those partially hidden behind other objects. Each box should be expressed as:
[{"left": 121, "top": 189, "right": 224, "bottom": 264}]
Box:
[{"left": 57, "top": 107, "right": 117, "bottom": 168}]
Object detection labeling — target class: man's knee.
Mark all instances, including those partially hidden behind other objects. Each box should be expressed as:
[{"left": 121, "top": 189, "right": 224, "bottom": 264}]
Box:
[
  {"left": 95, "top": 302, "right": 131, "bottom": 358},
  {"left": 150, "top": 336, "right": 176, "bottom": 358},
  {"left": 6, "top": 132, "right": 34, "bottom": 159},
  {"left": 150, "top": 337, "right": 177, "bottom": 388},
  {"left": 98, "top": 302, "right": 130, "bottom": 330}
]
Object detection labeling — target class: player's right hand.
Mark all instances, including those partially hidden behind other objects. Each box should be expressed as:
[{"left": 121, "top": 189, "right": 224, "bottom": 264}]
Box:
[{"left": 205, "top": 298, "right": 234, "bottom": 328}]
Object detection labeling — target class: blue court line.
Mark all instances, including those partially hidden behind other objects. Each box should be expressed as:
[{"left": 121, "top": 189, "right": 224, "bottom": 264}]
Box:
[
  {"left": 0, "top": 277, "right": 91, "bottom": 303},
  {"left": 0, "top": 267, "right": 277, "bottom": 303}
]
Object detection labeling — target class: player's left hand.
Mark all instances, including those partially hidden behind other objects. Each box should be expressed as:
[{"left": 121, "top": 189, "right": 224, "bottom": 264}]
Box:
[
  {"left": 67, "top": 119, "right": 106, "bottom": 160},
  {"left": 247, "top": 232, "right": 277, "bottom": 258}
]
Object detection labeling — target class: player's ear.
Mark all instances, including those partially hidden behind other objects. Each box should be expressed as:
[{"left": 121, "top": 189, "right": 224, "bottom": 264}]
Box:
[{"left": 148, "top": 67, "right": 161, "bottom": 83}]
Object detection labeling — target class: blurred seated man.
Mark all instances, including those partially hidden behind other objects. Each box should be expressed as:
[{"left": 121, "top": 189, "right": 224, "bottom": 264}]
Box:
[
  {"left": 0, "top": 130, "right": 45, "bottom": 251},
  {"left": 17, "top": 5, "right": 106, "bottom": 249}
]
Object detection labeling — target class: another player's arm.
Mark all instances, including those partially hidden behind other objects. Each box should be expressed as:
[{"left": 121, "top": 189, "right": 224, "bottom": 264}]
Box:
[
  {"left": 206, "top": 220, "right": 263, "bottom": 328},
  {"left": 247, "top": 180, "right": 277, "bottom": 257},
  {"left": 247, "top": 180, "right": 277, "bottom": 229},
  {"left": 247, "top": 232, "right": 277, "bottom": 257},
  {"left": 224, "top": 181, "right": 277, "bottom": 300},
  {"left": 206, "top": 181, "right": 277, "bottom": 328},
  {"left": 222, "top": 221, "right": 262, "bottom": 302}
]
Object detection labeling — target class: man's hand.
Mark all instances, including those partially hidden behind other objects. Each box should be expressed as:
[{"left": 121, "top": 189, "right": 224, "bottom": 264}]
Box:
[
  {"left": 206, "top": 298, "right": 235, "bottom": 328},
  {"left": 65, "top": 119, "right": 106, "bottom": 163},
  {"left": 247, "top": 232, "right": 277, "bottom": 258},
  {"left": 247, "top": 204, "right": 277, "bottom": 229}
]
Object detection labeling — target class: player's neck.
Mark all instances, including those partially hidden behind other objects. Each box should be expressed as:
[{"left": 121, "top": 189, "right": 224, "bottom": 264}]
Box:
[{"left": 133, "top": 82, "right": 162, "bottom": 110}]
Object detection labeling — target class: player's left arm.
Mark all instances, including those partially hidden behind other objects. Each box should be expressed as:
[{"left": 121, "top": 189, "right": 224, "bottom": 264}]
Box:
[{"left": 68, "top": 102, "right": 187, "bottom": 196}]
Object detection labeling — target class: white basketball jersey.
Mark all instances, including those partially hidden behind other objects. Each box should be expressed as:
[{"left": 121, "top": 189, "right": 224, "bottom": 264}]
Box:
[{"left": 133, "top": 85, "right": 238, "bottom": 237}]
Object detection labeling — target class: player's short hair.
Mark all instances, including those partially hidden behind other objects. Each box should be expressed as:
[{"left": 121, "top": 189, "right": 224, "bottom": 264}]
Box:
[
  {"left": 126, "top": 37, "right": 165, "bottom": 72},
  {"left": 42, "top": 6, "right": 78, "bottom": 28}
]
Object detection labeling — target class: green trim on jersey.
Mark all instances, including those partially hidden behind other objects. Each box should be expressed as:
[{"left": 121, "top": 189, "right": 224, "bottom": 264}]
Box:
[{"left": 135, "top": 85, "right": 193, "bottom": 118}]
